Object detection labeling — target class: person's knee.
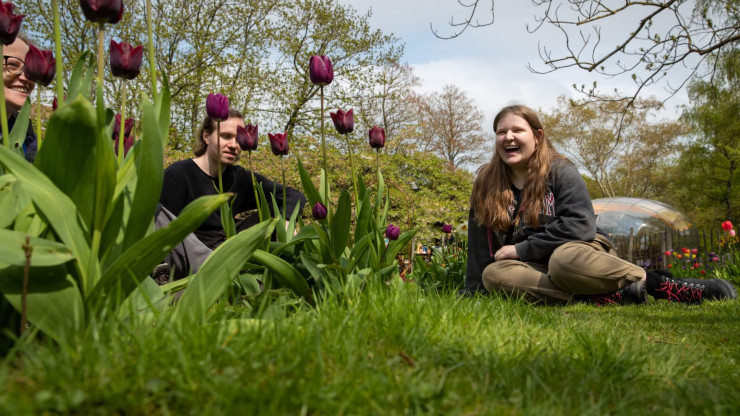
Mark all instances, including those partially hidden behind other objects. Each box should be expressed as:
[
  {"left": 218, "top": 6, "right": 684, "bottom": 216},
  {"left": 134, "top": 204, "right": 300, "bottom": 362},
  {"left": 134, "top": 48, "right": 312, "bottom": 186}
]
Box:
[{"left": 481, "top": 260, "right": 529, "bottom": 293}]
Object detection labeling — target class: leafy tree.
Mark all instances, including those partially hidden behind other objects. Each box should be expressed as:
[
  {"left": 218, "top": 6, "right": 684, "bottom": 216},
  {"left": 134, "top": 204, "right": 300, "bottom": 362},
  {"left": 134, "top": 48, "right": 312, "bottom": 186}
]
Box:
[
  {"left": 668, "top": 49, "right": 740, "bottom": 226},
  {"left": 542, "top": 96, "right": 686, "bottom": 198}
]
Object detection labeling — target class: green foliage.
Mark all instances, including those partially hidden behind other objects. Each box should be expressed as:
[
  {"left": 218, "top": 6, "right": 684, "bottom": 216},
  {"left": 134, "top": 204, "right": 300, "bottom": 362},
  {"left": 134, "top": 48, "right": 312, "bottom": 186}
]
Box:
[{"left": 410, "top": 242, "right": 468, "bottom": 292}]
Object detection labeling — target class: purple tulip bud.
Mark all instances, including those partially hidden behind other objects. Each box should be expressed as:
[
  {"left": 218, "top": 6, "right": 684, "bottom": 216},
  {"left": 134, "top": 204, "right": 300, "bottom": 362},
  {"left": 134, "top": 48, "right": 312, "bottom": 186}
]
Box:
[
  {"left": 112, "top": 113, "right": 134, "bottom": 139},
  {"left": 368, "top": 126, "right": 385, "bottom": 149},
  {"left": 206, "top": 93, "right": 229, "bottom": 121},
  {"left": 385, "top": 224, "right": 400, "bottom": 241},
  {"left": 109, "top": 39, "right": 143, "bottom": 80},
  {"left": 308, "top": 55, "right": 333, "bottom": 86},
  {"left": 114, "top": 134, "right": 134, "bottom": 156},
  {"left": 23, "top": 44, "right": 55, "bottom": 86},
  {"left": 0, "top": 2, "right": 24, "bottom": 45},
  {"left": 236, "top": 124, "right": 258, "bottom": 151},
  {"left": 312, "top": 202, "right": 327, "bottom": 220},
  {"left": 330, "top": 108, "right": 354, "bottom": 134},
  {"left": 268, "top": 132, "right": 289, "bottom": 156},
  {"left": 442, "top": 224, "right": 452, "bottom": 234},
  {"left": 79, "top": 0, "right": 124, "bottom": 24}
]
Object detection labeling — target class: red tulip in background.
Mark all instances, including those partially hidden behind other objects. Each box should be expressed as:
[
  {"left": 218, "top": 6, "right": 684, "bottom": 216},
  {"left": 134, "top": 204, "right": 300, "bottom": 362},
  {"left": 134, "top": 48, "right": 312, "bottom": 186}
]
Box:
[
  {"left": 109, "top": 40, "right": 143, "bottom": 80},
  {"left": 308, "top": 55, "right": 333, "bottom": 86},
  {"left": 0, "top": 2, "right": 24, "bottom": 45},
  {"left": 268, "top": 132, "right": 289, "bottom": 156},
  {"left": 205, "top": 93, "right": 229, "bottom": 121},
  {"left": 330, "top": 108, "right": 353, "bottom": 134},
  {"left": 79, "top": 0, "right": 124, "bottom": 24},
  {"left": 112, "top": 113, "right": 134, "bottom": 139},
  {"left": 236, "top": 124, "right": 258, "bottom": 151},
  {"left": 368, "top": 126, "right": 385, "bottom": 149},
  {"left": 722, "top": 220, "right": 733, "bottom": 231},
  {"left": 114, "top": 134, "right": 133, "bottom": 156},
  {"left": 23, "top": 44, "right": 55, "bottom": 86}
]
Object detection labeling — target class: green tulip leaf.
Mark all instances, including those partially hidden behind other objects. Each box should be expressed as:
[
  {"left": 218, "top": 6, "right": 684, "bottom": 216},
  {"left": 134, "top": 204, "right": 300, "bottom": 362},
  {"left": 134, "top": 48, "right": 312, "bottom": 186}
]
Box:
[
  {"left": 172, "top": 218, "right": 276, "bottom": 323},
  {"left": 8, "top": 100, "right": 30, "bottom": 157},
  {"left": 297, "top": 157, "right": 321, "bottom": 206},
  {"left": 154, "top": 71, "right": 172, "bottom": 145},
  {"left": 90, "top": 194, "right": 230, "bottom": 310},
  {"left": 382, "top": 230, "right": 417, "bottom": 265},
  {"left": 121, "top": 95, "right": 164, "bottom": 251},
  {"left": 0, "top": 230, "right": 74, "bottom": 267},
  {"left": 355, "top": 191, "right": 372, "bottom": 242},
  {"left": 331, "top": 190, "right": 351, "bottom": 259},
  {"left": 66, "top": 51, "right": 94, "bottom": 104},
  {"left": 251, "top": 249, "right": 309, "bottom": 298},
  {"left": 0, "top": 268, "right": 84, "bottom": 345}
]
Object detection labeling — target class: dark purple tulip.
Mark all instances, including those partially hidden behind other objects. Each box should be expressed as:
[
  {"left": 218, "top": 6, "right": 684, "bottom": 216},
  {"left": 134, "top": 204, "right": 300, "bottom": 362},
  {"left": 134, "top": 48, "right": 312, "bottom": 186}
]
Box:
[
  {"left": 308, "top": 55, "right": 333, "bottom": 86},
  {"left": 312, "top": 202, "right": 327, "bottom": 220},
  {"left": 114, "top": 134, "right": 133, "bottom": 156},
  {"left": 112, "top": 113, "right": 134, "bottom": 139},
  {"left": 23, "top": 44, "right": 55, "bottom": 86},
  {"left": 442, "top": 224, "right": 453, "bottom": 234},
  {"left": 206, "top": 93, "right": 229, "bottom": 121},
  {"left": 79, "top": 0, "right": 123, "bottom": 24},
  {"left": 52, "top": 96, "right": 58, "bottom": 111},
  {"left": 0, "top": 2, "right": 24, "bottom": 45},
  {"left": 330, "top": 108, "right": 353, "bottom": 134},
  {"left": 268, "top": 132, "right": 289, "bottom": 156},
  {"left": 385, "top": 224, "right": 400, "bottom": 241},
  {"left": 236, "top": 124, "right": 258, "bottom": 151},
  {"left": 109, "top": 39, "right": 143, "bottom": 80},
  {"left": 368, "top": 126, "right": 385, "bottom": 149}
]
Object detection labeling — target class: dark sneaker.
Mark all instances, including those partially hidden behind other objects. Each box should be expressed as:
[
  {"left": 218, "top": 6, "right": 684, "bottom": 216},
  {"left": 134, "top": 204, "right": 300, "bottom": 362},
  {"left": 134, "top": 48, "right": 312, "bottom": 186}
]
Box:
[
  {"left": 652, "top": 271, "right": 738, "bottom": 303},
  {"left": 588, "top": 280, "right": 647, "bottom": 306},
  {"left": 151, "top": 263, "right": 171, "bottom": 286}
]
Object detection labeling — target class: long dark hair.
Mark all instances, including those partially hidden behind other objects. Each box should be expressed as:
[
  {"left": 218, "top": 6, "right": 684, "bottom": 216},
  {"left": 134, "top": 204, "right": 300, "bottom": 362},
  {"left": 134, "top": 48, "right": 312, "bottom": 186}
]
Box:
[
  {"left": 193, "top": 108, "right": 243, "bottom": 156},
  {"left": 470, "top": 105, "right": 567, "bottom": 231}
]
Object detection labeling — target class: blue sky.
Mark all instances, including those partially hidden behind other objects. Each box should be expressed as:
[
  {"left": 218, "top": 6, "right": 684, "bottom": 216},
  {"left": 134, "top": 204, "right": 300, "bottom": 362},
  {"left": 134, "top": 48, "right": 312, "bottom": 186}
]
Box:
[{"left": 339, "top": 0, "right": 690, "bottom": 130}]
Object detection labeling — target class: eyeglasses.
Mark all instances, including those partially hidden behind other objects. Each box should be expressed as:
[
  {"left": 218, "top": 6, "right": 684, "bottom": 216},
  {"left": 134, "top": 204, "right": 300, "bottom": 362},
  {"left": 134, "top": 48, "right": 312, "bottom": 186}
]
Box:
[{"left": 3, "top": 55, "right": 24, "bottom": 75}]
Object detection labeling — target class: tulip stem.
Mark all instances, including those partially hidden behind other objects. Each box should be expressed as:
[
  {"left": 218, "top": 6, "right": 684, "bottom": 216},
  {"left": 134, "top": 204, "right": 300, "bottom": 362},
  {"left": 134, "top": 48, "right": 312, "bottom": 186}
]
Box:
[
  {"left": 117, "top": 79, "right": 127, "bottom": 166},
  {"left": 36, "top": 89, "right": 42, "bottom": 148},
  {"left": 345, "top": 132, "right": 359, "bottom": 216},
  {"left": 281, "top": 156, "right": 286, "bottom": 219},
  {"left": 320, "top": 86, "right": 329, "bottom": 211},
  {"left": 52, "top": 0, "right": 64, "bottom": 104},
  {"left": 0, "top": 81, "right": 8, "bottom": 150},
  {"left": 216, "top": 120, "right": 223, "bottom": 193},
  {"left": 97, "top": 23, "right": 105, "bottom": 93},
  {"left": 249, "top": 151, "right": 262, "bottom": 221},
  {"left": 146, "top": 0, "right": 157, "bottom": 101}
]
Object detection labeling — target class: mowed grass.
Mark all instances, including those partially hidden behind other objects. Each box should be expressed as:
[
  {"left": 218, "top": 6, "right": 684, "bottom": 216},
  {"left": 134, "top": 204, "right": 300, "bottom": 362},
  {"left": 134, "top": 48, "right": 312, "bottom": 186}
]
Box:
[{"left": 1, "top": 282, "right": 739, "bottom": 415}]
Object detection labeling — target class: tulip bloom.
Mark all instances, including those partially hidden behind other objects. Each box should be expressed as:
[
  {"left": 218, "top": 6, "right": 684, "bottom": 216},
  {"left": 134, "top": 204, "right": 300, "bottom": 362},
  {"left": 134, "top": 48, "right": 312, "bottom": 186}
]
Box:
[
  {"left": 205, "top": 93, "right": 229, "bottom": 122},
  {"left": 112, "top": 113, "right": 134, "bottom": 138},
  {"left": 52, "top": 96, "right": 58, "bottom": 111},
  {"left": 368, "top": 126, "right": 385, "bottom": 148},
  {"left": 731, "top": 230, "right": 736, "bottom": 237},
  {"left": 22, "top": 44, "right": 54, "bottom": 86},
  {"left": 722, "top": 220, "right": 733, "bottom": 231},
  {"left": 691, "top": 248, "right": 698, "bottom": 254},
  {"left": 79, "top": 0, "right": 124, "bottom": 24},
  {"left": 385, "top": 224, "right": 400, "bottom": 241},
  {"left": 308, "top": 55, "right": 333, "bottom": 86},
  {"left": 0, "top": 2, "right": 24, "bottom": 45},
  {"left": 268, "top": 132, "right": 289, "bottom": 156},
  {"left": 312, "top": 202, "right": 327, "bottom": 221},
  {"left": 442, "top": 224, "right": 452, "bottom": 234},
  {"left": 330, "top": 108, "right": 353, "bottom": 134},
  {"left": 114, "top": 134, "right": 133, "bottom": 156},
  {"left": 236, "top": 124, "right": 258, "bottom": 151},
  {"left": 109, "top": 40, "right": 143, "bottom": 80}
]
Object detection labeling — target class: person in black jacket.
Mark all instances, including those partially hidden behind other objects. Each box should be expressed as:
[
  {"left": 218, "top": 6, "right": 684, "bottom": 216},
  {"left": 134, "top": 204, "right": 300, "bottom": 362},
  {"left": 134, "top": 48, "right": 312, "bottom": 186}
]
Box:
[
  {"left": 160, "top": 108, "right": 306, "bottom": 250},
  {"left": 2, "top": 35, "right": 37, "bottom": 162},
  {"left": 464, "top": 104, "right": 737, "bottom": 305}
]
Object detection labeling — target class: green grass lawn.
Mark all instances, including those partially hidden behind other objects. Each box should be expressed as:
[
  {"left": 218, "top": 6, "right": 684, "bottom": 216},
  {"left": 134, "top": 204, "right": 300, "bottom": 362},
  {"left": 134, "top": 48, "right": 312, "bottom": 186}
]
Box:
[{"left": 2, "top": 281, "right": 739, "bottom": 415}]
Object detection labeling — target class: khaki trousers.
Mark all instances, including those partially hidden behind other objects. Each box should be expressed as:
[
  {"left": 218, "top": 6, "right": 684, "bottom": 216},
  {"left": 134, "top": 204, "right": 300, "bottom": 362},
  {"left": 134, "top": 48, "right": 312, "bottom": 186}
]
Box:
[{"left": 481, "top": 234, "right": 645, "bottom": 304}]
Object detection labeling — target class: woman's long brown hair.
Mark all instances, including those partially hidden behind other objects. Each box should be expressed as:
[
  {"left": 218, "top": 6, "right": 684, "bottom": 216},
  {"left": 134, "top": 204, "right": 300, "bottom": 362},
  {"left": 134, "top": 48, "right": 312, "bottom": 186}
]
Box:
[{"left": 471, "top": 105, "right": 565, "bottom": 231}]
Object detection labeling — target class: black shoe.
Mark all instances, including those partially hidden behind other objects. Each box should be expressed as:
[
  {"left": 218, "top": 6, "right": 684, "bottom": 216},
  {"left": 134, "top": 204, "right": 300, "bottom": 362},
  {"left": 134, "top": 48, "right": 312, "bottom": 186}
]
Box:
[
  {"left": 652, "top": 271, "right": 737, "bottom": 304},
  {"left": 587, "top": 280, "right": 647, "bottom": 306},
  {"left": 151, "top": 263, "right": 171, "bottom": 286}
]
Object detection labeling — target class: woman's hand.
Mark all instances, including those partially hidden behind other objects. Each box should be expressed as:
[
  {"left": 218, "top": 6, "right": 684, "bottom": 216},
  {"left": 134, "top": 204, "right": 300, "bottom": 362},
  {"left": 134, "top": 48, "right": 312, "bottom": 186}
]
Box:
[{"left": 494, "top": 245, "right": 519, "bottom": 261}]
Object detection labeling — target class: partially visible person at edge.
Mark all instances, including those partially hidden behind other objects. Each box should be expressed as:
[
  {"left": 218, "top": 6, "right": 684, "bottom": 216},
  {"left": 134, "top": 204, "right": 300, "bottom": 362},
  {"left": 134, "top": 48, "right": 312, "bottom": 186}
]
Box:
[
  {"left": 1, "top": 34, "right": 37, "bottom": 162},
  {"left": 159, "top": 108, "right": 307, "bottom": 250},
  {"left": 464, "top": 104, "right": 737, "bottom": 305}
]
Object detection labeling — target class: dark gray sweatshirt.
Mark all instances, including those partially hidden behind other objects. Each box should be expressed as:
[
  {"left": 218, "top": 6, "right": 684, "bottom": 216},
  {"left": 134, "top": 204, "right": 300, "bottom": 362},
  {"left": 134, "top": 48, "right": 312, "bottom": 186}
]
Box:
[{"left": 465, "top": 159, "right": 596, "bottom": 292}]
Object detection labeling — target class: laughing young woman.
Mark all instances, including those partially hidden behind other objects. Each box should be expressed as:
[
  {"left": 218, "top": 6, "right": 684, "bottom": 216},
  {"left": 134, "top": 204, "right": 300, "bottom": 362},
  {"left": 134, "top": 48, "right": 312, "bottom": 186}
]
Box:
[
  {"left": 464, "top": 104, "right": 737, "bottom": 305},
  {"left": 2, "top": 34, "right": 37, "bottom": 162}
]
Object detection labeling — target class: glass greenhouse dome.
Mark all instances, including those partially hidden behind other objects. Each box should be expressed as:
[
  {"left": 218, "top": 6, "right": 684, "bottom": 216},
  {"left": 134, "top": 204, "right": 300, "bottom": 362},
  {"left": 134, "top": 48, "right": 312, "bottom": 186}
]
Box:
[{"left": 592, "top": 197, "right": 692, "bottom": 236}]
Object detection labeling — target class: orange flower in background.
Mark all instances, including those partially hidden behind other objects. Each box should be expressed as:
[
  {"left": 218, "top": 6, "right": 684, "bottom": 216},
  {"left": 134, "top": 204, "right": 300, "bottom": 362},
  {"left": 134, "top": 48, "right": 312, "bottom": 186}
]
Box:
[{"left": 668, "top": 264, "right": 673, "bottom": 268}]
